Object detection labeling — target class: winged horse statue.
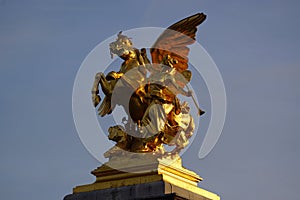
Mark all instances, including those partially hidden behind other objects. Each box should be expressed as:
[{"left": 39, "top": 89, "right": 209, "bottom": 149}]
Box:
[{"left": 91, "top": 13, "right": 206, "bottom": 158}]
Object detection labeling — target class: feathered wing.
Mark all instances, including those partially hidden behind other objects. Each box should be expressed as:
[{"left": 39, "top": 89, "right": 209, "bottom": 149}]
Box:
[{"left": 150, "top": 13, "right": 206, "bottom": 72}]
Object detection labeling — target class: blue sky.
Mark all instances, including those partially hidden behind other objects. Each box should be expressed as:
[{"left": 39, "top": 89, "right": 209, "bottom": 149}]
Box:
[{"left": 0, "top": 1, "right": 299, "bottom": 200}]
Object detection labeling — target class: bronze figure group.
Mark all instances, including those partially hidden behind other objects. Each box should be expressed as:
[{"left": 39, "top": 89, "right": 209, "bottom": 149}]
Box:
[{"left": 92, "top": 13, "right": 207, "bottom": 159}]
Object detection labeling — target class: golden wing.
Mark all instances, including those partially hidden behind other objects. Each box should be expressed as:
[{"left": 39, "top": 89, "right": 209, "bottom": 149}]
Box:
[{"left": 150, "top": 13, "right": 206, "bottom": 72}]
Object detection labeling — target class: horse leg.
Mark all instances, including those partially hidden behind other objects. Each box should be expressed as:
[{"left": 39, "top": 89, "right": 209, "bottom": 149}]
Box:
[
  {"left": 92, "top": 73, "right": 102, "bottom": 107},
  {"left": 99, "top": 72, "right": 114, "bottom": 96}
]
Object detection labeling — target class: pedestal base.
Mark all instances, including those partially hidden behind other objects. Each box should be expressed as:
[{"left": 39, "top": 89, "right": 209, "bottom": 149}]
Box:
[
  {"left": 65, "top": 156, "right": 220, "bottom": 200},
  {"left": 65, "top": 180, "right": 219, "bottom": 200}
]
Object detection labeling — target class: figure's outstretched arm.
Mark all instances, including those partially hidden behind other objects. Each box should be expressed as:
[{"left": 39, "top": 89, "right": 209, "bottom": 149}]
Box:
[{"left": 165, "top": 71, "right": 192, "bottom": 97}]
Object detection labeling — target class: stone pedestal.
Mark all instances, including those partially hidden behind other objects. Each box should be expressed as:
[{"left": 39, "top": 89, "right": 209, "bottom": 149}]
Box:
[{"left": 64, "top": 156, "right": 220, "bottom": 200}]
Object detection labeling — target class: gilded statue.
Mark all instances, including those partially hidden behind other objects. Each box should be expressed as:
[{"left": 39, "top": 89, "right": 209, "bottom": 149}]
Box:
[{"left": 92, "top": 13, "right": 207, "bottom": 159}]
